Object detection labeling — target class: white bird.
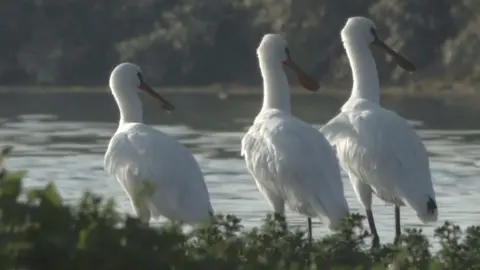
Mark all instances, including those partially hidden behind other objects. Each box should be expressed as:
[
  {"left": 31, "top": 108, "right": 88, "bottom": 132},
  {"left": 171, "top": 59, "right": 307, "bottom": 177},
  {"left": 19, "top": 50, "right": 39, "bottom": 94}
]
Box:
[
  {"left": 104, "top": 62, "right": 214, "bottom": 224},
  {"left": 241, "top": 34, "right": 350, "bottom": 242},
  {"left": 320, "top": 17, "right": 438, "bottom": 248}
]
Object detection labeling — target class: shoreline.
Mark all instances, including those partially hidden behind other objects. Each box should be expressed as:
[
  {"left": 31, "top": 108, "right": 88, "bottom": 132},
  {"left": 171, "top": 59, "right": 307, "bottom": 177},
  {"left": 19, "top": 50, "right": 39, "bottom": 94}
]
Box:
[{"left": 0, "top": 83, "right": 478, "bottom": 99}]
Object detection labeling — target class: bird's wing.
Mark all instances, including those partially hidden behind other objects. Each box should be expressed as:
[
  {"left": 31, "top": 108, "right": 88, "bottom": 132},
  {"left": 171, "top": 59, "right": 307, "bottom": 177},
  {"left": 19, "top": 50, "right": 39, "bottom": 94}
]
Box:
[
  {"left": 104, "top": 124, "right": 212, "bottom": 222},
  {"left": 241, "top": 112, "right": 348, "bottom": 225},
  {"left": 320, "top": 112, "right": 357, "bottom": 149}
]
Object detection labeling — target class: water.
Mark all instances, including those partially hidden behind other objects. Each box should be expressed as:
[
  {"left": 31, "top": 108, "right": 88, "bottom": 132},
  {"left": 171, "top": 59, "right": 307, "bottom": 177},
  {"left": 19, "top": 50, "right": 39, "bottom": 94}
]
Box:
[{"left": 1, "top": 91, "right": 480, "bottom": 246}]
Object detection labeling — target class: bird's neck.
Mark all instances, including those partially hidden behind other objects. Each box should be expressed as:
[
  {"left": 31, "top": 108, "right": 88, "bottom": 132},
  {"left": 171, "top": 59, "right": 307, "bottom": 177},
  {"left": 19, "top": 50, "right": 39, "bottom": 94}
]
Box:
[
  {"left": 259, "top": 58, "right": 291, "bottom": 113},
  {"left": 344, "top": 41, "right": 380, "bottom": 105},
  {"left": 112, "top": 87, "right": 143, "bottom": 125}
]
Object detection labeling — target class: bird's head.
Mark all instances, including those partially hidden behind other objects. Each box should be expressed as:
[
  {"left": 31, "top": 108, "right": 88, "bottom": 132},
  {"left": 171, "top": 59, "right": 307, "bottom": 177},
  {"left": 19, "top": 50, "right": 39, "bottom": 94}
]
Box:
[
  {"left": 341, "top": 17, "right": 416, "bottom": 72},
  {"left": 257, "top": 34, "right": 320, "bottom": 91},
  {"left": 109, "top": 63, "right": 175, "bottom": 112}
]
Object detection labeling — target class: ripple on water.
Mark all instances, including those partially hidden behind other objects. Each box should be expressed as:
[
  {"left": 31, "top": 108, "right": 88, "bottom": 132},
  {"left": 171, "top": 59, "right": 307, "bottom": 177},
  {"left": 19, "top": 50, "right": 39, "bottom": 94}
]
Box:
[{"left": 0, "top": 115, "right": 480, "bottom": 250}]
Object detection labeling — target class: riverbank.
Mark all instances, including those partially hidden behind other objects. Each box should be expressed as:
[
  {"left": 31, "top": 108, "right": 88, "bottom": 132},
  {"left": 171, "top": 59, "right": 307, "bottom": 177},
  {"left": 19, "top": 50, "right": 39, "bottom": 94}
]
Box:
[
  {"left": 0, "top": 81, "right": 478, "bottom": 97},
  {"left": 1, "top": 85, "right": 480, "bottom": 131}
]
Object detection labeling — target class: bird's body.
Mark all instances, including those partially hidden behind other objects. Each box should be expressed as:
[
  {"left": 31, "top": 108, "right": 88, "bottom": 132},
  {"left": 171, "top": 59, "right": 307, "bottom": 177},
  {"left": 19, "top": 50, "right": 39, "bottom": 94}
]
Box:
[
  {"left": 242, "top": 109, "right": 349, "bottom": 229},
  {"left": 104, "top": 63, "right": 213, "bottom": 224},
  {"left": 241, "top": 34, "right": 349, "bottom": 240},
  {"left": 320, "top": 17, "right": 437, "bottom": 247},
  {"left": 105, "top": 122, "right": 213, "bottom": 223},
  {"left": 323, "top": 99, "right": 436, "bottom": 217}
]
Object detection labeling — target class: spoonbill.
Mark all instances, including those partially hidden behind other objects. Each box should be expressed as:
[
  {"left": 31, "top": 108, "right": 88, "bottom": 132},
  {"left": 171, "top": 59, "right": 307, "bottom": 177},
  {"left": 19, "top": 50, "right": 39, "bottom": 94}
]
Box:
[
  {"left": 104, "top": 62, "right": 214, "bottom": 224},
  {"left": 320, "top": 17, "right": 438, "bottom": 248},
  {"left": 241, "top": 34, "right": 350, "bottom": 242}
]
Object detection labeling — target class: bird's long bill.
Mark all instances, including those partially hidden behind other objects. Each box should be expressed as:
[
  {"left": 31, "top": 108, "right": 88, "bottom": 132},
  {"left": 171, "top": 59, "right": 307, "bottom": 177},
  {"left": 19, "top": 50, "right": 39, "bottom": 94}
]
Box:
[
  {"left": 138, "top": 82, "right": 175, "bottom": 112},
  {"left": 283, "top": 57, "right": 320, "bottom": 92},
  {"left": 371, "top": 38, "right": 416, "bottom": 72}
]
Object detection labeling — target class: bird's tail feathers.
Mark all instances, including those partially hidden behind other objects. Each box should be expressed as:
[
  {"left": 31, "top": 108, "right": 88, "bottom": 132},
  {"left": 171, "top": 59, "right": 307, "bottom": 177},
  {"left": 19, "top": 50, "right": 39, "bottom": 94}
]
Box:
[
  {"left": 396, "top": 175, "right": 437, "bottom": 224},
  {"left": 403, "top": 192, "right": 438, "bottom": 223},
  {"left": 311, "top": 194, "right": 350, "bottom": 231}
]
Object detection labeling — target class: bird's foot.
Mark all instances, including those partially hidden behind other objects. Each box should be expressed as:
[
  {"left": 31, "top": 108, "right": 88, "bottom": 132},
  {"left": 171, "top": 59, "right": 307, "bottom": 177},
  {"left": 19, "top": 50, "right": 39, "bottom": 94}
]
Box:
[
  {"left": 371, "top": 235, "right": 380, "bottom": 250},
  {"left": 394, "top": 235, "right": 401, "bottom": 246}
]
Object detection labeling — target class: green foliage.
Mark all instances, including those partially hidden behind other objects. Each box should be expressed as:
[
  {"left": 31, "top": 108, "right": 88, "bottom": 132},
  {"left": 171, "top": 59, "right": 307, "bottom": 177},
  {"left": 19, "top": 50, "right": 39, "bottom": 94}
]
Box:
[{"left": 1, "top": 172, "right": 480, "bottom": 269}]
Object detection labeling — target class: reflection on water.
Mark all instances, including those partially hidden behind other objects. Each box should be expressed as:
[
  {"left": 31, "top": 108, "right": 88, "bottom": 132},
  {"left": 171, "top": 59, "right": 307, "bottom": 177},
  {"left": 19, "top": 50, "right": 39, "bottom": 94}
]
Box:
[{"left": 1, "top": 92, "right": 480, "bottom": 246}]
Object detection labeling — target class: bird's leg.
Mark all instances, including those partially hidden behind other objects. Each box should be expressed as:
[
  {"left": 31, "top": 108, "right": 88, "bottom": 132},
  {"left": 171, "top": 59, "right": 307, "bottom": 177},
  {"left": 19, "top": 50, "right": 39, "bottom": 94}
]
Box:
[
  {"left": 268, "top": 195, "right": 287, "bottom": 229},
  {"left": 273, "top": 211, "right": 288, "bottom": 231},
  {"left": 138, "top": 208, "right": 151, "bottom": 227},
  {"left": 140, "top": 216, "right": 150, "bottom": 226},
  {"left": 307, "top": 217, "right": 313, "bottom": 244},
  {"left": 366, "top": 209, "right": 380, "bottom": 249},
  {"left": 306, "top": 217, "right": 313, "bottom": 267},
  {"left": 394, "top": 205, "right": 401, "bottom": 245},
  {"left": 131, "top": 197, "right": 151, "bottom": 226},
  {"left": 352, "top": 180, "right": 377, "bottom": 249}
]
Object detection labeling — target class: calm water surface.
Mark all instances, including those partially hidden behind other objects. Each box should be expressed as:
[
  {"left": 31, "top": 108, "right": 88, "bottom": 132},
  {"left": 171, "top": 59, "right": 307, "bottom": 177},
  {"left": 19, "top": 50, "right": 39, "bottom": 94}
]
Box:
[{"left": 1, "top": 92, "right": 480, "bottom": 245}]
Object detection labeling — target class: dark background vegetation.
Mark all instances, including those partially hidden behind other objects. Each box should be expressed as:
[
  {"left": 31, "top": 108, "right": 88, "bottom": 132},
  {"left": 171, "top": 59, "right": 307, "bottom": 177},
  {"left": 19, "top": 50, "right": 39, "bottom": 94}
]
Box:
[{"left": 2, "top": 0, "right": 479, "bottom": 90}]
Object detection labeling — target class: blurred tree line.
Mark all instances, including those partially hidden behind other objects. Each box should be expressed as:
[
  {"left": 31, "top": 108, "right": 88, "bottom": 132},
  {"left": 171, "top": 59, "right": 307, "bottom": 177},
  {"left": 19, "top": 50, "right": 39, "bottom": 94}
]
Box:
[{"left": 1, "top": 0, "right": 479, "bottom": 89}]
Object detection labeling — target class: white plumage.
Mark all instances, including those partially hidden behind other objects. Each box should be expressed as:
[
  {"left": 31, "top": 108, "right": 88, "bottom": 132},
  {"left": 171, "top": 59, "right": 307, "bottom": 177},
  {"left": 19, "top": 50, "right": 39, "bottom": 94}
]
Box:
[
  {"left": 241, "top": 34, "right": 349, "bottom": 241},
  {"left": 104, "top": 62, "right": 213, "bottom": 224},
  {"left": 320, "top": 17, "right": 437, "bottom": 247}
]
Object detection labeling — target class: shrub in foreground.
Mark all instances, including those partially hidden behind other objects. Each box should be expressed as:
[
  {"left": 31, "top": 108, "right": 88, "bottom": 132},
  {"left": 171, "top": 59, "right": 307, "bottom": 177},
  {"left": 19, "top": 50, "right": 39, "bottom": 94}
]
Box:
[{"left": 0, "top": 172, "right": 480, "bottom": 270}]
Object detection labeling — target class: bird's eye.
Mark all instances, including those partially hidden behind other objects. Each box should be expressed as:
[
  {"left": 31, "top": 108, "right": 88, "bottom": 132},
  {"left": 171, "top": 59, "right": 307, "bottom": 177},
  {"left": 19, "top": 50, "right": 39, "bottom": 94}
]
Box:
[{"left": 136, "top": 72, "right": 144, "bottom": 83}]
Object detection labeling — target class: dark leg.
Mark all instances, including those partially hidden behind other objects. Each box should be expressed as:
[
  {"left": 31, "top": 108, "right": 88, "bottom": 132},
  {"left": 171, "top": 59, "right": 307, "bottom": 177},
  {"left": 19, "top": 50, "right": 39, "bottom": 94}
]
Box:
[
  {"left": 306, "top": 218, "right": 313, "bottom": 267},
  {"left": 394, "top": 205, "right": 401, "bottom": 245},
  {"left": 307, "top": 217, "right": 313, "bottom": 244},
  {"left": 272, "top": 211, "right": 289, "bottom": 232},
  {"left": 366, "top": 209, "right": 380, "bottom": 249}
]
